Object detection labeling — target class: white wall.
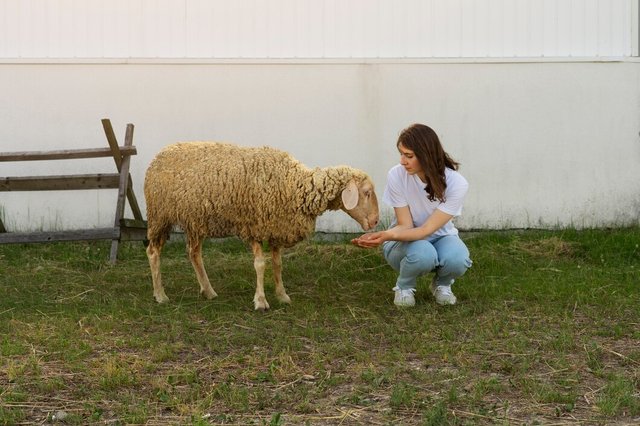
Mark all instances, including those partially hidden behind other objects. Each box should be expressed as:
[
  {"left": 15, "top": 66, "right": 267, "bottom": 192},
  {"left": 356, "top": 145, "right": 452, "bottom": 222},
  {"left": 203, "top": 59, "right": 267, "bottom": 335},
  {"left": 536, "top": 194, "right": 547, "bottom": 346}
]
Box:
[
  {"left": 0, "top": 0, "right": 635, "bottom": 59},
  {"left": 1, "top": 60, "right": 639, "bottom": 233},
  {"left": 1, "top": 1, "right": 638, "bottom": 233}
]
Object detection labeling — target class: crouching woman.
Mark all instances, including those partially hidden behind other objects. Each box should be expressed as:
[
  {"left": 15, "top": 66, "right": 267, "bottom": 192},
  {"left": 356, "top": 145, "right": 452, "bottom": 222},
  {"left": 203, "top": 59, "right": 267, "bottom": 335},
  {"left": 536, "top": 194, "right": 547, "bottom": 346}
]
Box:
[{"left": 352, "top": 123, "right": 472, "bottom": 307}]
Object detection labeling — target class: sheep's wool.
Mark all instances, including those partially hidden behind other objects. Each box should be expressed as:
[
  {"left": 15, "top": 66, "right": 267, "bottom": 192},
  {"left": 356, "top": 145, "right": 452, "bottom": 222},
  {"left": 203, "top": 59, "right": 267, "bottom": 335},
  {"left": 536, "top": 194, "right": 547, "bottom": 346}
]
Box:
[{"left": 144, "top": 142, "right": 370, "bottom": 247}]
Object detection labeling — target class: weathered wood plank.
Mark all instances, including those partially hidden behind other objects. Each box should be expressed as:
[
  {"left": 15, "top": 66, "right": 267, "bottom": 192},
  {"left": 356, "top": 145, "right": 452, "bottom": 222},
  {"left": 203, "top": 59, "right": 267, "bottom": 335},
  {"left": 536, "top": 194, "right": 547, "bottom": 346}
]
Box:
[
  {"left": 0, "top": 146, "right": 136, "bottom": 162},
  {"left": 120, "top": 218, "right": 147, "bottom": 229},
  {"left": 110, "top": 139, "right": 134, "bottom": 263},
  {"left": 0, "top": 228, "right": 118, "bottom": 244},
  {"left": 0, "top": 174, "right": 120, "bottom": 191},
  {"left": 122, "top": 124, "right": 144, "bottom": 221},
  {"left": 119, "top": 226, "right": 149, "bottom": 242},
  {"left": 0, "top": 226, "right": 147, "bottom": 244},
  {"left": 102, "top": 119, "right": 123, "bottom": 170}
]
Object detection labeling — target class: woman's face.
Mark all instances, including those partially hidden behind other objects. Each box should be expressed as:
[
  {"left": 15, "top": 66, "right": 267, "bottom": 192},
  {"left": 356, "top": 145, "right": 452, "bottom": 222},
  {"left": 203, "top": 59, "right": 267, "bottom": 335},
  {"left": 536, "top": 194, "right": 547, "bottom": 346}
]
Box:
[{"left": 398, "top": 143, "right": 424, "bottom": 178}]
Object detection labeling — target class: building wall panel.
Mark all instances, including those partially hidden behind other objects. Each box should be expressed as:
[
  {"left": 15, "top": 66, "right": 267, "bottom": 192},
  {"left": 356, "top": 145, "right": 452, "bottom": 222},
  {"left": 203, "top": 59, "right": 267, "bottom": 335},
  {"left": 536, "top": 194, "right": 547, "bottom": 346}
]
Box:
[
  {"left": 0, "top": 61, "right": 638, "bottom": 231},
  {"left": 0, "top": 0, "right": 634, "bottom": 59}
]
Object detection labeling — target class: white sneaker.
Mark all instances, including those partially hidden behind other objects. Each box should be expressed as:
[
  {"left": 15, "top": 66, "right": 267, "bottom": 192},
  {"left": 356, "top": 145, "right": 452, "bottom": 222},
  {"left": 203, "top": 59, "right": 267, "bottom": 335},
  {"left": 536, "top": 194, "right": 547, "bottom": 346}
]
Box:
[
  {"left": 393, "top": 286, "right": 416, "bottom": 307},
  {"left": 430, "top": 278, "right": 457, "bottom": 305}
]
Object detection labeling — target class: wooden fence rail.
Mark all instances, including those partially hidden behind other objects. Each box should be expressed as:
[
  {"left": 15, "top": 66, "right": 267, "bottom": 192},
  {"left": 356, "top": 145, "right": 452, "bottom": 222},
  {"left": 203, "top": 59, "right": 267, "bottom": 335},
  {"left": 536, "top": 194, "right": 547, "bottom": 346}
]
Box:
[{"left": 0, "top": 119, "right": 147, "bottom": 263}]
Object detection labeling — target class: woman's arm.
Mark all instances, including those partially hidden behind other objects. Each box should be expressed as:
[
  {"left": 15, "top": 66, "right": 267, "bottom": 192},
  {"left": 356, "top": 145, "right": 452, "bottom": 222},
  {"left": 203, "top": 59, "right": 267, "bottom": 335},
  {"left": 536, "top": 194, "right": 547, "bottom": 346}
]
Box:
[
  {"left": 352, "top": 206, "right": 453, "bottom": 248},
  {"left": 387, "top": 208, "right": 453, "bottom": 242}
]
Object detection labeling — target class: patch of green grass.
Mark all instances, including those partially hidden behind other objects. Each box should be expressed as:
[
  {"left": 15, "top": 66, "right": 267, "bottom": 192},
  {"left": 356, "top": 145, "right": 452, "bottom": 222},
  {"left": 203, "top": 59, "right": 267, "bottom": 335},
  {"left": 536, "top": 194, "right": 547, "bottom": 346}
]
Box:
[
  {"left": 597, "top": 375, "right": 640, "bottom": 417},
  {"left": 0, "top": 336, "right": 27, "bottom": 357},
  {"left": 0, "top": 229, "right": 639, "bottom": 424},
  {"left": 422, "top": 401, "right": 451, "bottom": 426},
  {"left": 0, "top": 405, "right": 26, "bottom": 426},
  {"left": 390, "top": 382, "right": 418, "bottom": 409}
]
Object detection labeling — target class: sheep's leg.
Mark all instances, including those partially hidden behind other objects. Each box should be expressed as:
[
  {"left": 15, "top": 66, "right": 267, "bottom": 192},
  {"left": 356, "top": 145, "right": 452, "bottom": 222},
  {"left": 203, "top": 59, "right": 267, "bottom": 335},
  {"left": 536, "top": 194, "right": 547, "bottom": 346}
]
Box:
[
  {"left": 271, "top": 246, "right": 290, "bottom": 304},
  {"left": 147, "top": 239, "right": 169, "bottom": 303},
  {"left": 251, "top": 240, "right": 270, "bottom": 311},
  {"left": 188, "top": 237, "right": 217, "bottom": 300}
]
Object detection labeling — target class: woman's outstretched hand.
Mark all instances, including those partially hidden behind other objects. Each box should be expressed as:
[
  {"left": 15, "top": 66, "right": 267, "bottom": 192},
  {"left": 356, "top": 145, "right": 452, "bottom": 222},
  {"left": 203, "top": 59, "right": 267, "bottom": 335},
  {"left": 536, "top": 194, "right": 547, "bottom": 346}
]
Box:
[{"left": 351, "top": 231, "right": 387, "bottom": 248}]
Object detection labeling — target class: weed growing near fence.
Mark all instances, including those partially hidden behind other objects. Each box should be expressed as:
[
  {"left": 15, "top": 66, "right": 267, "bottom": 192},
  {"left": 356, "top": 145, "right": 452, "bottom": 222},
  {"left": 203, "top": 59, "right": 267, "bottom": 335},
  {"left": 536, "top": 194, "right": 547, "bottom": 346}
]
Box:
[{"left": 0, "top": 228, "right": 638, "bottom": 424}]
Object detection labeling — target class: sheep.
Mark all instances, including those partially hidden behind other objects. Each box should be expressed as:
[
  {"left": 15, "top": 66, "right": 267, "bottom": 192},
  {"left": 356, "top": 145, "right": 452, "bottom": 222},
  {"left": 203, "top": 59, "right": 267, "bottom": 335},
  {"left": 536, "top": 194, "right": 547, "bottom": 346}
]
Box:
[{"left": 144, "top": 142, "right": 379, "bottom": 310}]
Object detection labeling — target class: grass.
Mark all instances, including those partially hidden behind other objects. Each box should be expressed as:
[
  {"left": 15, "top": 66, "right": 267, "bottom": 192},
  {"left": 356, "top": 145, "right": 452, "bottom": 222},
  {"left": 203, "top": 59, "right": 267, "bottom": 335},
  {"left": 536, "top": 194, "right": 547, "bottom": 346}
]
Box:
[{"left": 0, "top": 228, "right": 639, "bottom": 425}]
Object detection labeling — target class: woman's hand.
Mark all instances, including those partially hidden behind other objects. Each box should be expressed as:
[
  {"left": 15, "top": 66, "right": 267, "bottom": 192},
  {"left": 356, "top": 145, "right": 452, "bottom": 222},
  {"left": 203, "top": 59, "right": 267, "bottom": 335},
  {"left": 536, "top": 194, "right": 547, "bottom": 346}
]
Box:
[{"left": 351, "top": 231, "right": 388, "bottom": 248}]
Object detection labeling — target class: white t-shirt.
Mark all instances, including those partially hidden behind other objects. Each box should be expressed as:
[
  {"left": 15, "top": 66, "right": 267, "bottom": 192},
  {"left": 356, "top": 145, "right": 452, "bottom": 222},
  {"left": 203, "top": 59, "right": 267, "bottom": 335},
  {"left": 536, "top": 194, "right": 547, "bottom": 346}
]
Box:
[{"left": 382, "top": 164, "right": 468, "bottom": 239}]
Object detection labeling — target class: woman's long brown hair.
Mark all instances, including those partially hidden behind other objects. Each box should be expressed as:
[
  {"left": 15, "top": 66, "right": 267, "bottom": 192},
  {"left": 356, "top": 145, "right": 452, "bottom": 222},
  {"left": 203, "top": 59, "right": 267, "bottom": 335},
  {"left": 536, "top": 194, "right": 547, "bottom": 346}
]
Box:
[{"left": 397, "top": 124, "right": 459, "bottom": 203}]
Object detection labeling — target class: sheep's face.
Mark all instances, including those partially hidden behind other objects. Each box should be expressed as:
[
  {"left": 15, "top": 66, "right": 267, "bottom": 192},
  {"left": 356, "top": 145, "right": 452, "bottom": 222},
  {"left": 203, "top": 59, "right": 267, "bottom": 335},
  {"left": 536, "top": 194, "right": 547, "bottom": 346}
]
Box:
[{"left": 341, "top": 178, "right": 379, "bottom": 231}]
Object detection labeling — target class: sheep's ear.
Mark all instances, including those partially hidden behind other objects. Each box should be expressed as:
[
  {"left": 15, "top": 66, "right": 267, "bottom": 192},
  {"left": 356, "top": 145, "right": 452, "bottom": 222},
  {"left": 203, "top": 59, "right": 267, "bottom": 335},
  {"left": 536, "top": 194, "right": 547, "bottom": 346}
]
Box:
[{"left": 341, "top": 179, "right": 359, "bottom": 210}]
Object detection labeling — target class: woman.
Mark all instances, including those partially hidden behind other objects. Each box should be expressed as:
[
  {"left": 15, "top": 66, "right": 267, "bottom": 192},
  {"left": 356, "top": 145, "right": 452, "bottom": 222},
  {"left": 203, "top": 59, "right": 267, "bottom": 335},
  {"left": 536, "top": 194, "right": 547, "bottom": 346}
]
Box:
[{"left": 352, "top": 124, "right": 472, "bottom": 307}]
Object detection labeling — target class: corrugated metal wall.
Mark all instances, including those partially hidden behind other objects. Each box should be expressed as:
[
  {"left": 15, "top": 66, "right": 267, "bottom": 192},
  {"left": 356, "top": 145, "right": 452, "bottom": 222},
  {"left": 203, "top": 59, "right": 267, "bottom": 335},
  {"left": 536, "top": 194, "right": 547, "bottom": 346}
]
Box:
[{"left": 0, "top": 0, "right": 635, "bottom": 59}]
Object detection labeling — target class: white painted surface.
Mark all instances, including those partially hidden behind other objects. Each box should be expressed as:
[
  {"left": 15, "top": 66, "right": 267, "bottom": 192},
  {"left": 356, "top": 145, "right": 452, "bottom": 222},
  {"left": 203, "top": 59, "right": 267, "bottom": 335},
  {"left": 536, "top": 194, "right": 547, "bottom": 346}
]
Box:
[
  {"left": 1, "top": 60, "right": 639, "bottom": 232},
  {"left": 0, "top": 0, "right": 635, "bottom": 59}
]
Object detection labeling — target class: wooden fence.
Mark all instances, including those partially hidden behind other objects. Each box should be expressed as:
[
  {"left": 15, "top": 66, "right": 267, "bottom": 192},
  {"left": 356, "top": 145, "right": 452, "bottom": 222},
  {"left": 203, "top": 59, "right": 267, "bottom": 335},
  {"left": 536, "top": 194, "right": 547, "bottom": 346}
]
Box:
[{"left": 0, "top": 119, "right": 147, "bottom": 263}]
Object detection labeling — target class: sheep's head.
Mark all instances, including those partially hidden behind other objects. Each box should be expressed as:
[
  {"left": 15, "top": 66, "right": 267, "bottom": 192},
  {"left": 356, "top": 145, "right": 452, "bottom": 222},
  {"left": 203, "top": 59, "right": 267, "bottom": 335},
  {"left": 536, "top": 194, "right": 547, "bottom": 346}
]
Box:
[{"left": 341, "top": 177, "right": 379, "bottom": 231}]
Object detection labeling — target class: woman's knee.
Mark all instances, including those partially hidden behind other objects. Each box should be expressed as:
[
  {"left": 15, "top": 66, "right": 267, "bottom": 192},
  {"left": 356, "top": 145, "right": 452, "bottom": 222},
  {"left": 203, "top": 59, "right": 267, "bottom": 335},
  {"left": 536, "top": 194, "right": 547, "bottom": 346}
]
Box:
[
  {"left": 435, "top": 237, "right": 472, "bottom": 276},
  {"left": 441, "top": 255, "right": 472, "bottom": 276},
  {"left": 405, "top": 241, "right": 438, "bottom": 271}
]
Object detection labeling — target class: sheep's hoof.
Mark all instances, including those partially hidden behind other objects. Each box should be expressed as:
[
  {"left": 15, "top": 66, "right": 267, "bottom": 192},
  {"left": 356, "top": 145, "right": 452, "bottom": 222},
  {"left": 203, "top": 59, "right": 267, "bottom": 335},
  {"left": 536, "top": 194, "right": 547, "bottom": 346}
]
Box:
[
  {"left": 276, "top": 292, "right": 291, "bottom": 304},
  {"left": 254, "top": 297, "right": 270, "bottom": 311},
  {"left": 200, "top": 288, "right": 218, "bottom": 300},
  {"left": 154, "top": 292, "right": 170, "bottom": 304}
]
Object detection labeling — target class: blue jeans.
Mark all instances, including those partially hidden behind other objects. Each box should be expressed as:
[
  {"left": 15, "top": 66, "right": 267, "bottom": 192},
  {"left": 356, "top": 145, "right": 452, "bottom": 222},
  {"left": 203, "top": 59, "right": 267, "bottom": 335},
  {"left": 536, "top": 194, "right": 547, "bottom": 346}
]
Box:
[{"left": 382, "top": 235, "right": 472, "bottom": 290}]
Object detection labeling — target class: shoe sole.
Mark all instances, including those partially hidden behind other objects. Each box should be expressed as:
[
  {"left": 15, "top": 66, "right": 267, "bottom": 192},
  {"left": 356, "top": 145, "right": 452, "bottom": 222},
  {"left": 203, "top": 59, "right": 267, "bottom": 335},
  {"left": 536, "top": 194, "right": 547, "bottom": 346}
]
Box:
[{"left": 435, "top": 297, "right": 456, "bottom": 306}]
